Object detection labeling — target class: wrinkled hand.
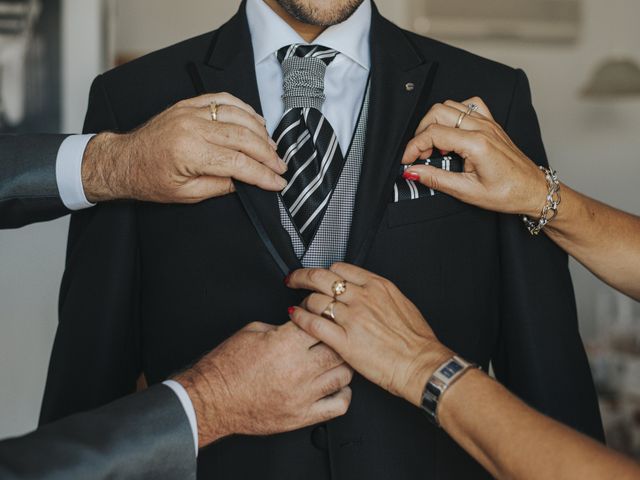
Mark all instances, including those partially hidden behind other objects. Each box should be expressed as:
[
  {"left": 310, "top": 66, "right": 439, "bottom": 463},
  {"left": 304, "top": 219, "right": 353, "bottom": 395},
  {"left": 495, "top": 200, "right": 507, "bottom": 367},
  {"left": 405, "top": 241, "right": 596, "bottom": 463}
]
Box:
[
  {"left": 401, "top": 97, "right": 548, "bottom": 218},
  {"left": 82, "top": 93, "right": 287, "bottom": 204},
  {"left": 173, "top": 321, "right": 352, "bottom": 448},
  {"left": 286, "top": 263, "right": 453, "bottom": 407}
]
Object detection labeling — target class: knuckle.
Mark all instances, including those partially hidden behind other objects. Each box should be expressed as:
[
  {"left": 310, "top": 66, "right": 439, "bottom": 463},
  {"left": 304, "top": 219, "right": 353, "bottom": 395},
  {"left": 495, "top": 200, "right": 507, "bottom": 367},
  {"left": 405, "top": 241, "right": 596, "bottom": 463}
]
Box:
[
  {"left": 229, "top": 151, "right": 248, "bottom": 170},
  {"left": 308, "top": 269, "right": 325, "bottom": 285}
]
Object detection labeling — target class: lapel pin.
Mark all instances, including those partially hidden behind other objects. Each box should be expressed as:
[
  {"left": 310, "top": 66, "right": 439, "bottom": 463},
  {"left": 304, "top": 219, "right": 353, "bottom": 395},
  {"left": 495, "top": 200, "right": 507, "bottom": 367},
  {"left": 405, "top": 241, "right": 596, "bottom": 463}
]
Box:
[{"left": 405, "top": 82, "right": 415, "bottom": 92}]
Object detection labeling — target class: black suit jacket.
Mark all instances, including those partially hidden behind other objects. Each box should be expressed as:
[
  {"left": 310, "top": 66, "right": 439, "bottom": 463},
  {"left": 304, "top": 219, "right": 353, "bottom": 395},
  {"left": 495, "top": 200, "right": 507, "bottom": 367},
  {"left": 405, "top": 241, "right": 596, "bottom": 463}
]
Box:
[
  {"left": 41, "top": 3, "right": 604, "bottom": 479},
  {"left": 0, "top": 135, "right": 195, "bottom": 479}
]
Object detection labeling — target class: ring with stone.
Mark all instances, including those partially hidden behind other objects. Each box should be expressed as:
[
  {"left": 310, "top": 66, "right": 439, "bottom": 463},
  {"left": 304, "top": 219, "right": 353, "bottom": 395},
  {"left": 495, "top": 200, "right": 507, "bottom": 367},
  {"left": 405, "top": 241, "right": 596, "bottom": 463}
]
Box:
[{"left": 331, "top": 280, "right": 347, "bottom": 298}]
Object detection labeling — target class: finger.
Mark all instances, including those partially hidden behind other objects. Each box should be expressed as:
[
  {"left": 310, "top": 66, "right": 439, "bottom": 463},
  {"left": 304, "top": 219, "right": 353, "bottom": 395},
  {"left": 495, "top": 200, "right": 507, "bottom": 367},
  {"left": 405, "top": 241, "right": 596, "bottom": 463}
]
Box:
[
  {"left": 177, "top": 177, "right": 235, "bottom": 203},
  {"left": 463, "top": 96, "right": 494, "bottom": 120},
  {"left": 307, "top": 386, "right": 352, "bottom": 424},
  {"left": 193, "top": 146, "right": 287, "bottom": 191},
  {"left": 286, "top": 268, "right": 363, "bottom": 303},
  {"left": 279, "top": 320, "right": 325, "bottom": 349},
  {"left": 242, "top": 321, "right": 278, "bottom": 333},
  {"left": 208, "top": 104, "right": 274, "bottom": 146},
  {"left": 289, "top": 307, "right": 347, "bottom": 353},
  {"left": 403, "top": 164, "right": 473, "bottom": 200},
  {"left": 179, "top": 93, "right": 265, "bottom": 124},
  {"left": 414, "top": 102, "right": 469, "bottom": 136},
  {"left": 301, "top": 293, "right": 349, "bottom": 322},
  {"left": 308, "top": 342, "right": 345, "bottom": 370},
  {"left": 312, "top": 364, "right": 354, "bottom": 400},
  {"left": 329, "top": 262, "right": 378, "bottom": 286},
  {"left": 201, "top": 120, "right": 286, "bottom": 174},
  {"left": 401, "top": 124, "right": 482, "bottom": 166}
]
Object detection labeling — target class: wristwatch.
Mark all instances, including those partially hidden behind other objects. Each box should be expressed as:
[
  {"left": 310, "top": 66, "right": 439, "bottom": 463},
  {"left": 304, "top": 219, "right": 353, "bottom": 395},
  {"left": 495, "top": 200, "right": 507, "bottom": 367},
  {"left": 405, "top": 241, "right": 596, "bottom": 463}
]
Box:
[{"left": 420, "top": 355, "right": 477, "bottom": 426}]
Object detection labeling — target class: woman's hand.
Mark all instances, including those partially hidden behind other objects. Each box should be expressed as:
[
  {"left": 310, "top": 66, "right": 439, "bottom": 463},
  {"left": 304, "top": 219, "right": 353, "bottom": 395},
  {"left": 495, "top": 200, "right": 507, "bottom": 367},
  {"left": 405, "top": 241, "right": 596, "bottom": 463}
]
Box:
[
  {"left": 401, "top": 97, "right": 548, "bottom": 218},
  {"left": 286, "top": 263, "right": 453, "bottom": 407}
]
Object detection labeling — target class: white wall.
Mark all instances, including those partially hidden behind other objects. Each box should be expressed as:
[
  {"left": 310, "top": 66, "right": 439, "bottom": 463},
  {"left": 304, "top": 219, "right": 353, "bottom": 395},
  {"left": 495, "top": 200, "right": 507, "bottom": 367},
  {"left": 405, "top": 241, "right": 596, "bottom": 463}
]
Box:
[{"left": 1, "top": 0, "right": 639, "bottom": 439}]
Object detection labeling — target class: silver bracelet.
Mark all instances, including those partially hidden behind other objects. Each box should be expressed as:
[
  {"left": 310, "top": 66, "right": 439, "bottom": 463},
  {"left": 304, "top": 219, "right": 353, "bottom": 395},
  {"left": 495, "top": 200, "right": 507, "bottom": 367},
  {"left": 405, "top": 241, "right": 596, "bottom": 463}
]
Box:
[
  {"left": 420, "top": 355, "right": 478, "bottom": 427},
  {"left": 522, "top": 166, "right": 561, "bottom": 236}
]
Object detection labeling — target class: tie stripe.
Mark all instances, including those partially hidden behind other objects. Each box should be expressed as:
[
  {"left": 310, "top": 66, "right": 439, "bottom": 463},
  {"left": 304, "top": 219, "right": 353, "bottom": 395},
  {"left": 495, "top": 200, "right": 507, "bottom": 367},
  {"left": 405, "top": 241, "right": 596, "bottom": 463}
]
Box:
[{"left": 274, "top": 44, "right": 344, "bottom": 246}]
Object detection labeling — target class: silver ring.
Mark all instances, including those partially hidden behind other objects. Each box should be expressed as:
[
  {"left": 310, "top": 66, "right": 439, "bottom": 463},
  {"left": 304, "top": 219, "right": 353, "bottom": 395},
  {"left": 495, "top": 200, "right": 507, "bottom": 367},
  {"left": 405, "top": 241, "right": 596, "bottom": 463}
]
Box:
[{"left": 466, "top": 103, "right": 479, "bottom": 115}]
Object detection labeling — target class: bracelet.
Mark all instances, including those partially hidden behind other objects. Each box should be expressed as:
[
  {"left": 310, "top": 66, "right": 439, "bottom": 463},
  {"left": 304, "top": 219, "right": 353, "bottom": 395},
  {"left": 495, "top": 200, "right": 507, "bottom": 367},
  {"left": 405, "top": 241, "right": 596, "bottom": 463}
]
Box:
[
  {"left": 522, "top": 166, "right": 561, "bottom": 236},
  {"left": 420, "top": 355, "right": 478, "bottom": 427}
]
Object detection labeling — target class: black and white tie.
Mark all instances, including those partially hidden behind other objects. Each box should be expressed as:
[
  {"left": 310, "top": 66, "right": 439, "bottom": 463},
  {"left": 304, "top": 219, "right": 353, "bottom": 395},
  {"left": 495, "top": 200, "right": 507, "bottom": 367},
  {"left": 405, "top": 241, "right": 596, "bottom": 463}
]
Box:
[{"left": 273, "top": 44, "right": 344, "bottom": 247}]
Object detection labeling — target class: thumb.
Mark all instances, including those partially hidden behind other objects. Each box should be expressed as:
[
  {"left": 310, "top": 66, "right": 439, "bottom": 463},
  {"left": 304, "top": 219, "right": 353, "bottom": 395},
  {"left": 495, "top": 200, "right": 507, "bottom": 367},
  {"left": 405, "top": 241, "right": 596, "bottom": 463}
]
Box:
[
  {"left": 243, "top": 321, "right": 277, "bottom": 333},
  {"left": 404, "top": 165, "right": 467, "bottom": 197}
]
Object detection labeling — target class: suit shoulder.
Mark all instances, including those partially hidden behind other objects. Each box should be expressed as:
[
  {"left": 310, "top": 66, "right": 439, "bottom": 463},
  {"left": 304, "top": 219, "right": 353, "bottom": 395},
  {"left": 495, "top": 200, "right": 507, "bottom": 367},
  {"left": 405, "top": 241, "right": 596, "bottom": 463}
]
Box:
[
  {"left": 101, "top": 30, "right": 217, "bottom": 84},
  {"left": 402, "top": 29, "right": 521, "bottom": 84},
  {"left": 88, "top": 30, "right": 220, "bottom": 130}
]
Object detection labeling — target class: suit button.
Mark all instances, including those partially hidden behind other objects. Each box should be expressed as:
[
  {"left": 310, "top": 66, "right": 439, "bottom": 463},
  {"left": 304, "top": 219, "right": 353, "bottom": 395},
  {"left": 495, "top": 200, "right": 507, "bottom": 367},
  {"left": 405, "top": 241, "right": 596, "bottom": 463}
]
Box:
[{"left": 311, "top": 424, "right": 328, "bottom": 450}]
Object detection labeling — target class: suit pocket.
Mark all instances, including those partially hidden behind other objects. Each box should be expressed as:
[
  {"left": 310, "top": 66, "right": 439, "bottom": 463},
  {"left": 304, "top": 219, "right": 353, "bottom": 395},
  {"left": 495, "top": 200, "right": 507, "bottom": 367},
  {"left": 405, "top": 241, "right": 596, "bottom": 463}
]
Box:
[{"left": 386, "top": 194, "right": 473, "bottom": 228}]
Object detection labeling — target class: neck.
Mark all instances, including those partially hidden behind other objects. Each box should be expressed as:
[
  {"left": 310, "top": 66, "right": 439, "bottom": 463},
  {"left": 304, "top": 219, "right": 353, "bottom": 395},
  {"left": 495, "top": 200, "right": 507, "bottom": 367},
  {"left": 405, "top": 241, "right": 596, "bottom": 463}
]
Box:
[{"left": 263, "top": 0, "right": 327, "bottom": 42}]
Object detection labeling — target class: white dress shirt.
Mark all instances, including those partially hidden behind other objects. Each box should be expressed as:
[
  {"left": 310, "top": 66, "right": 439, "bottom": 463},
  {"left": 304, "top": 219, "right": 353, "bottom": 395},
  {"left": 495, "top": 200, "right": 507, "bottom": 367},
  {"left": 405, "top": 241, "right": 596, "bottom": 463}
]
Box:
[
  {"left": 246, "top": 0, "right": 372, "bottom": 155},
  {"left": 54, "top": 0, "right": 373, "bottom": 456}
]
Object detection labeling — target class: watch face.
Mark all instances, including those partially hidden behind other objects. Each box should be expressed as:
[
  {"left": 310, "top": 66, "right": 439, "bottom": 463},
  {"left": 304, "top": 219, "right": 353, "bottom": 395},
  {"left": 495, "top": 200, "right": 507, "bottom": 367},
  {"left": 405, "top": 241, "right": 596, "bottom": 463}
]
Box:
[{"left": 440, "top": 360, "right": 464, "bottom": 379}]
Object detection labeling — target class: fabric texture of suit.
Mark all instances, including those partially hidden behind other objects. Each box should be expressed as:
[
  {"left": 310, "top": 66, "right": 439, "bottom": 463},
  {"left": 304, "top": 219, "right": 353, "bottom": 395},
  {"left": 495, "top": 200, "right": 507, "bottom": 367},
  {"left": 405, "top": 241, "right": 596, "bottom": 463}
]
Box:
[
  {"left": 0, "top": 134, "right": 70, "bottom": 228},
  {"left": 41, "top": 2, "right": 604, "bottom": 479},
  {"left": 1, "top": 385, "right": 195, "bottom": 480}
]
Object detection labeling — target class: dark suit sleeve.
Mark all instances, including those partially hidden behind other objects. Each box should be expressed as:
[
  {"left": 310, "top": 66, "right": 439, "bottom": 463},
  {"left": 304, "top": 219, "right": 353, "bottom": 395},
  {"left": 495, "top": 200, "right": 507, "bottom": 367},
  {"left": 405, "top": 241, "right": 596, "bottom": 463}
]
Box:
[
  {"left": 0, "top": 134, "right": 71, "bottom": 229},
  {"left": 492, "top": 69, "right": 604, "bottom": 440},
  {"left": 1, "top": 385, "right": 196, "bottom": 480},
  {"left": 40, "top": 75, "right": 143, "bottom": 425}
]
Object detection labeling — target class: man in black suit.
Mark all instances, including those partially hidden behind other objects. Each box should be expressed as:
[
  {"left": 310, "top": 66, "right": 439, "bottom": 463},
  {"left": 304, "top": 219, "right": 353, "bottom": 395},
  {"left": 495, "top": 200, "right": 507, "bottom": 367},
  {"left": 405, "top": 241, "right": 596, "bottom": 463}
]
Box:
[
  {"left": 41, "top": 0, "right": 604, "bottom": 478},
  {"left": 0, "top": 94, "right": 353, "bottom": 479}
]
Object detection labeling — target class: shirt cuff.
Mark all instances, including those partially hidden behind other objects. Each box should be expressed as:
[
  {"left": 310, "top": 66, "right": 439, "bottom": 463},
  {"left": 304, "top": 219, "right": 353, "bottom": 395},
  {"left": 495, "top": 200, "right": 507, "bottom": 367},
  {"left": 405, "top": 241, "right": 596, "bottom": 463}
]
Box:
[
  {"left": 55, "top": 134, "right": 97, "bottom": 210},
  {"left": 163, "top": 380, "right": 199, "bottom": 457}
]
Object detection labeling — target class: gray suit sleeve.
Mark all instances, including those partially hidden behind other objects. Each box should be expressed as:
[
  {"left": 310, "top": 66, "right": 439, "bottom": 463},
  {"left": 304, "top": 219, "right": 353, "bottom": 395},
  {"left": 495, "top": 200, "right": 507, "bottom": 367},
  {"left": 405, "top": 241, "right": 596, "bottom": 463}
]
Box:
[
  {"left": 0, "top": 134, "right": 71, "bottom": 229},
  {"left": 0, "top": 385, "right": 196, "bottom": 480}
]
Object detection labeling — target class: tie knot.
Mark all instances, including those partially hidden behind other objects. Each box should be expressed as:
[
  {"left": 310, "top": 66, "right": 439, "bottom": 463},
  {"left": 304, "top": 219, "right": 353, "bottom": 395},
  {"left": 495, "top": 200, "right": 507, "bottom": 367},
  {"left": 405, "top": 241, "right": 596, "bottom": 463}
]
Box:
[
  {"left": 277, "top": 44, "right": 339, "bottom": 65},
  {"left": 277, "top": 44, "right": 340, "bottom": 111}
]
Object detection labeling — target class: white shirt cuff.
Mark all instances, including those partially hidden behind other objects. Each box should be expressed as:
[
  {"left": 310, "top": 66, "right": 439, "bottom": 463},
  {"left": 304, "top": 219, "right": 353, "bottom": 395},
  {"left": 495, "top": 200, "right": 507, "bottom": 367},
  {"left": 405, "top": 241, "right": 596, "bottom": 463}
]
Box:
[
  {"left": 163, "top": 380, "right": 199, "bottom": 457},
  {"left": 55, "top": 134, "right": 97, "bottom": 210}
]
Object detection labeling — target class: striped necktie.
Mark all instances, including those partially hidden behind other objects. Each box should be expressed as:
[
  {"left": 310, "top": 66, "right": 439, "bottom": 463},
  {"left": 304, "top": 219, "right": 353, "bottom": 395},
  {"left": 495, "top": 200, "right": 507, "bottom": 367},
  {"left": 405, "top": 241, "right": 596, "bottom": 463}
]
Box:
[{"left": 273, "top": 44, "right": 343, "bottom": 247}]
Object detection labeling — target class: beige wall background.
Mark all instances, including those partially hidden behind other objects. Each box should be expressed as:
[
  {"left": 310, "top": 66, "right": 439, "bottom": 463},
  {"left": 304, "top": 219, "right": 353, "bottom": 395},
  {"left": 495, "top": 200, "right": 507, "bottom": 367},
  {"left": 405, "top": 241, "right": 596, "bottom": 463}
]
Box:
[{"left": 1, "top": 0, "right": 639, "bottom": 439}]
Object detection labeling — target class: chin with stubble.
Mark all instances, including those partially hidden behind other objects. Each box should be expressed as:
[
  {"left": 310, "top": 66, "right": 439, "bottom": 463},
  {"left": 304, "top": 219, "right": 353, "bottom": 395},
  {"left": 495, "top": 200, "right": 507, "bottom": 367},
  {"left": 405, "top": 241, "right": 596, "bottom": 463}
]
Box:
[{"left": 275, "top": 0, "right": 365, "bottom": 26}]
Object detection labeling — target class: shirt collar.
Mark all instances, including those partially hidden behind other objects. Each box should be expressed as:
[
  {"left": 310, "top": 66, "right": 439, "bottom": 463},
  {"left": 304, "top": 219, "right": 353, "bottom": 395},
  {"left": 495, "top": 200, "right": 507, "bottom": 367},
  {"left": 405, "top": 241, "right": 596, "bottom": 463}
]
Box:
[{"left": 246, "top": 0, "right": 371, "bottom": 71}]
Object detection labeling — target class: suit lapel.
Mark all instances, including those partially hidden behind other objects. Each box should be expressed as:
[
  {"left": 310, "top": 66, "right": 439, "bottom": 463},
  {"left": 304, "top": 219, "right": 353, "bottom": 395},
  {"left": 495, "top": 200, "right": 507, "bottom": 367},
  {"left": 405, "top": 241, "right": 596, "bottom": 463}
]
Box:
[
  {"left": 345, "top": 7, "right": 439, "bottom": 265},
  {"left": 188, "top": 4, "right": 302, "bottom": 276}
]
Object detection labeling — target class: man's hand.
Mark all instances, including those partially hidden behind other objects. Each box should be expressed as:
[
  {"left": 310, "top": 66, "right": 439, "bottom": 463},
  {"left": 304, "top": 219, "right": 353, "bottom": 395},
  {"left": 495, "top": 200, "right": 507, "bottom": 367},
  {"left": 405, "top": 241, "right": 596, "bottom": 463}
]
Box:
[
  {"left": 81, "top": 93, "right": 287, "bottom": 204},
  {"left": 286, "top": 264, "right": 453, "bottom": 408},
  {"left": 401, "top": 97, "right": 548, "bottom": 218},
  {"left": 173, "top": 321, "right": 352, "bottom": 449}
]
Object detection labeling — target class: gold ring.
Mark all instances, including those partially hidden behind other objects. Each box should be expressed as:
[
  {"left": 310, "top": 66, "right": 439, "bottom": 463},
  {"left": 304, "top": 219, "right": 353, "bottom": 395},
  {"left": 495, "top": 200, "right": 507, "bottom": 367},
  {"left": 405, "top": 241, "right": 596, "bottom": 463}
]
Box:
[
  {"left": 209, "top": 101, "right": 218, "bottom": 122},
  {"left": 455, "top": 111, "right": 467, "bottom": 129},
  {"left": 331, "top": 280, "right": 347, "bottom": 298},
  {"left": 321, "top": 300, "right": 337, "bottom": 321}
]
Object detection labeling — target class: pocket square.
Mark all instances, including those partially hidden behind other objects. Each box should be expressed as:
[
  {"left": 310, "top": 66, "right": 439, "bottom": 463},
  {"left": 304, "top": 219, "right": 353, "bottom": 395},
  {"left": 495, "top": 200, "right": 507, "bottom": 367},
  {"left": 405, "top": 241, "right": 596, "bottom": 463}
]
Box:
[{"left": 392, "top": 153, "right": 465, "bottom": 202}]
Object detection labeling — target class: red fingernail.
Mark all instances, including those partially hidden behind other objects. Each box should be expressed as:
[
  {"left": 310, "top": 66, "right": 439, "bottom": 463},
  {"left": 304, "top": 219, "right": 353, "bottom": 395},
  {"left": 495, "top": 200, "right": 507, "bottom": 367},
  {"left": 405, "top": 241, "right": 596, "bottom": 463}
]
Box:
[
  {"left": 284, "top": 274, "right": 291, "bottom": 286},
  {"left": 288, "top": 306, "right": 295, "bottom": 315},
  {"left": 403, "top": 171, "right": 420, "bottom": 181}
]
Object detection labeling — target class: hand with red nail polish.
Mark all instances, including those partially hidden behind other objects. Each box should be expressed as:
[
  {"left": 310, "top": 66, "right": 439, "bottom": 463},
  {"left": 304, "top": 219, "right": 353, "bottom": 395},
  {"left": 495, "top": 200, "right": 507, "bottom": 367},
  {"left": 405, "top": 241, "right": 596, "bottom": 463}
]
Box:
[{"left": 402, "top": 171, "right": 420, "bottom": 182}]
